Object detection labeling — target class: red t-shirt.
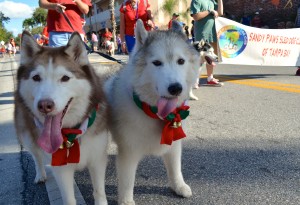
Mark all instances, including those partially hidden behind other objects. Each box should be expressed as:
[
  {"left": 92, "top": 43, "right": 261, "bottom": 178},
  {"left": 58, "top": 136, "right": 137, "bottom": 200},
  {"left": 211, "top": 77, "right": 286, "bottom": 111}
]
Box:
[
  {"left": 47, "top": 0, "right": 91, "bottom": 33},
  {"left": 42, "top": 26, "right": 49, "bottom": 45},
  {"left": 119, "top": 0, "right": 151, "bottom": 36},
  {"left": 102, "top": 31, "right": 113, "bottom": 41},
  {"left": 168, "top": 20, "right": 172, "bottom": 29}
]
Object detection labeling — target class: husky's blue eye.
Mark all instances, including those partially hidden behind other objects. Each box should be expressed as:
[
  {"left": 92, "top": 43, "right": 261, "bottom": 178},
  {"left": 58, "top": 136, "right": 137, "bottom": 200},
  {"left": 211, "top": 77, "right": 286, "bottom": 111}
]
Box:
[
  {"left": 177, "top": 58, "right": 185, "bottom": 65},
  {"left": 152, "top": 60, "right": 162, "bottom": 66},
  {"left": 61, "top": 75, "right": 70, "bottom": 82},
  {"left": 32, "top": 75, "right": 41, "bottom": 82}
]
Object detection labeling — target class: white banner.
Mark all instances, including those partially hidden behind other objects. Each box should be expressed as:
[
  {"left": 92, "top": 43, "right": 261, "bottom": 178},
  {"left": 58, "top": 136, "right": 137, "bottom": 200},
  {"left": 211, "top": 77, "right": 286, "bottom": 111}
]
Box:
[{"left": 215, "top": 17, "right": 300, "bottom": 66}]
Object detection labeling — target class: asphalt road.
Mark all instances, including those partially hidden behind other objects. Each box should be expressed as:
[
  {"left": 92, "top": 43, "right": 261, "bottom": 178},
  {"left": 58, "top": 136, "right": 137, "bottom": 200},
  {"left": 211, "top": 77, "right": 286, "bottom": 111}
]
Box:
[
  {"left": 1, "top": 53, "right": 300, "bottom": 205},
  {"left": 76, "top": 61, "right": 300, "bottom": 205}
]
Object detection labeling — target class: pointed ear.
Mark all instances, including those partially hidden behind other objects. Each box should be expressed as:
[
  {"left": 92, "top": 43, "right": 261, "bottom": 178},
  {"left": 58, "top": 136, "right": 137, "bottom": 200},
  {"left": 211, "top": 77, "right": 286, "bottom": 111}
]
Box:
[
  {"left": 64, "top": 32, "right": 89, "bottom": 65},
  {"left": 192, "top": 41, "right": 199, "bottom": 51},
  {"left": 20, "top": 30, "right": 41, "bottom": 65},
  {"left": 134, "top": 19, "right": 148, "bottom": 49},
  {"left": 171, "top": 20, "right": 183, "bottom": 33},
  {"left": 200, "top": 39, "right": 205, "bottom": 46}
]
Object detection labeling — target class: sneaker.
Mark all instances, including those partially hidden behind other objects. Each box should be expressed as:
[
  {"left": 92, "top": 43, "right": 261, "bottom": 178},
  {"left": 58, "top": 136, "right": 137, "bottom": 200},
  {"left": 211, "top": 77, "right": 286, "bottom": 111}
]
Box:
[
  {"left": 207, "top": 78, "right": 224, "bottom": 86},
  {"left": 296, "top": 67, "right": 300, "bottom": 76}
]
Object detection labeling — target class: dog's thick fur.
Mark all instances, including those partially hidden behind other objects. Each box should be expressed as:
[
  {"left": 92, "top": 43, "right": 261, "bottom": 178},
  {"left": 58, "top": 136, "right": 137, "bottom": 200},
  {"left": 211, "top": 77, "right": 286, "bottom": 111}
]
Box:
[
  {"left": 14, "top": 31, "right": 108, "bottom": 205},
  {"left": 105, "top": 20, "right": 200, "bottom": 205},
  {"left": 189, "top": 40, "right": 219, "bottom": 100}
]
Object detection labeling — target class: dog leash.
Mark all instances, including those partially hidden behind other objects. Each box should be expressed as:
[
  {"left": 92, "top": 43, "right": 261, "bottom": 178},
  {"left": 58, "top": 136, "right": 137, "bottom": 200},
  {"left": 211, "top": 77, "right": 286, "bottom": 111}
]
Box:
[
  {"left": 62, "top": 11, "right": 123, "bottom": 64},
  {"left": 61, "top": 11, "right": 93, "bottom": 54}
]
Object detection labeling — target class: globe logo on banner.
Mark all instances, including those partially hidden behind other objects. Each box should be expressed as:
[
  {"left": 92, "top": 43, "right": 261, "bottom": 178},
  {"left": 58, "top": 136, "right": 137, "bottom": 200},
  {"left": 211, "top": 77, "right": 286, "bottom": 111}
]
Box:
[{"left": 217, "top": 25, "right": 248, "bottom": 58}]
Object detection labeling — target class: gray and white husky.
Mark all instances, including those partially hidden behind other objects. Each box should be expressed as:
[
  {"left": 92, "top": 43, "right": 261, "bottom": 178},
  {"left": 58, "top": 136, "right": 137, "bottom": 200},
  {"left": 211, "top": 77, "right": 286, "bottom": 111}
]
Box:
[
  {"left": 14, "top": 31, "right": 108, "bottom": 205},
  {"left": 105, "top": 20, "right": 200, "bottom": 205}
]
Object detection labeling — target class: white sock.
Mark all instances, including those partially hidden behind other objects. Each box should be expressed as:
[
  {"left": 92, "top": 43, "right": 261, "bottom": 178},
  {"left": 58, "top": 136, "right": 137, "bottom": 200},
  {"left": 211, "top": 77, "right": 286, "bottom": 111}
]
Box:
[{"left": 207, "top": 75, "right": 213, "bottom": 81}]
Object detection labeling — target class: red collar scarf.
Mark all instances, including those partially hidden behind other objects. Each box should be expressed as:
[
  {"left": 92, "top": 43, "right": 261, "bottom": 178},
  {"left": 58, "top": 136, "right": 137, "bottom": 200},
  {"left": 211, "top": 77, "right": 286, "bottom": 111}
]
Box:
[
  {"left": 51, "top": 106, "right": 98, "bottom": 166},
  {"left": 133, "top": 93, "right": 189, "bottom": 145}
]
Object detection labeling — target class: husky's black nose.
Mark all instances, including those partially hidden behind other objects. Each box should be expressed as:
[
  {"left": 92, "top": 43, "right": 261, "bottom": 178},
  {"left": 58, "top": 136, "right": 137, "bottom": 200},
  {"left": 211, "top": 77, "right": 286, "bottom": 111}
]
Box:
[
  {"left": 38, "top": 99, "right": 55, "bottom": 114},
  {"left": 168, "top": 83, "right": 182, "bottom": 96}
]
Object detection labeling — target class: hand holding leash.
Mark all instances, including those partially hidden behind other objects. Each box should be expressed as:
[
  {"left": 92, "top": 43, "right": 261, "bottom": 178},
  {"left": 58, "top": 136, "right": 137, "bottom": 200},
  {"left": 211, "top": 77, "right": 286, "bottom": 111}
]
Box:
[
  {"left": 146, "top": 19, "right": 155, "bottom": 30},
  {"left": 121, "top": 42, "right": 127, "bottom": 53},
  {"left": 55, "top": 3, "right": 66, "bottom": 13}
]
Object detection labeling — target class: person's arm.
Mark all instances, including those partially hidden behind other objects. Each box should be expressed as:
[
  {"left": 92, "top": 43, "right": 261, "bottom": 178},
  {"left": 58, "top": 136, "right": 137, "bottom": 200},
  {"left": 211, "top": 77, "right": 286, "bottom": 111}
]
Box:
[
  {"left": 208, "top": 0, "right": 223, "bottom": 18},
  {"left": 192, "top": 0, "right": 223, "bottom": 21},
  {"left": 147, "top": 9, "right": 153, "bottom": 20},
  {"left": 146, "top": 9, "right": 155, "bottom": 29},
  {"left": 192, "top": 10, "right": 212, "bottom": 21},
  {"left": 42, "top": 34, "right": 49, "bottom": 40},
  {"left": 119, "top": 12, "right": 127, "bottom": 52},
  {"left": 39, "top": 0, "right": 66, "bottom": 13},
  {"left": 120, "top": 13, "right": 125, "bottom": 43},
  {"left": 217, "top": 0, "right": 223, "bottom": 16},
  {"left": 72, "top": 0, "right": 89, "bottom": 15}
]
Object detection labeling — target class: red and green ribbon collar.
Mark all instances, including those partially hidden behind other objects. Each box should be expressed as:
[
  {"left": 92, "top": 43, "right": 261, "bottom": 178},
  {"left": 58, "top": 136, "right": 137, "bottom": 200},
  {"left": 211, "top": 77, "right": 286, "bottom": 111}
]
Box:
[
  {"left": 133, "top": 92, "right": 190, "bottom": 145},
  {"left": 51, "top": 105, "right": 98, "bottom": 166}
]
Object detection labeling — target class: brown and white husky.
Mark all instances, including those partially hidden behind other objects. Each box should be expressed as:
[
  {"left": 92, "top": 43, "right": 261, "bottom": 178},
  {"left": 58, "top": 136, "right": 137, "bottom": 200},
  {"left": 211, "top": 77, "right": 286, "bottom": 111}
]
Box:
[{"left": 14, "top": 31, "right": 109, "bottom": 205}]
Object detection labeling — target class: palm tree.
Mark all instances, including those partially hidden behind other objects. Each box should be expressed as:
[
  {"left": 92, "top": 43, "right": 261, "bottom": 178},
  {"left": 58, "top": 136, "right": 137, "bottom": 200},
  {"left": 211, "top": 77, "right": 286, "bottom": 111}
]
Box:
[
  {"left": 22, "top": 18, "right": 36, "bottom": 30},
  {"left": 109, "top": 0, "right": 116, "bottom": 46},
  {"left": 89, "top": 0, "right": 96, "bottom": 32}
]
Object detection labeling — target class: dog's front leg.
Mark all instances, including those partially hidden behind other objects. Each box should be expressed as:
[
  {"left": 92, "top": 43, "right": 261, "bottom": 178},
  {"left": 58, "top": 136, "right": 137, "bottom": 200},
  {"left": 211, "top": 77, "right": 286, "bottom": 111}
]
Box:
[
  {"left": 23, "top": 133, "right": 47, "bottom": 183},
  {"left": 88, "top": 151, "right": 108, "bottom": 204},
  {"left": 163, "top": 141, "right": 192, "bottom": 198},
  {"left": 31, "top": 147, "right": 47, "bottom": 183},
  {"left": 117, "top": 149, "right": 142, "bottom": 205},
  {"left": 52, "top": 165, "right": 76, "bottom": 205}
]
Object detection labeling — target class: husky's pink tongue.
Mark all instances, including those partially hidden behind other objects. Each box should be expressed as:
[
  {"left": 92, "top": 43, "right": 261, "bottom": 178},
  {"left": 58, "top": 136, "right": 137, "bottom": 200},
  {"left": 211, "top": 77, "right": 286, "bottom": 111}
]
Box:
[
  {"left": 37, "top": 113, "right": 63, "bottom": 154},
  {"left": 157, "top": 97, "right": 178, "bottom": 118}
]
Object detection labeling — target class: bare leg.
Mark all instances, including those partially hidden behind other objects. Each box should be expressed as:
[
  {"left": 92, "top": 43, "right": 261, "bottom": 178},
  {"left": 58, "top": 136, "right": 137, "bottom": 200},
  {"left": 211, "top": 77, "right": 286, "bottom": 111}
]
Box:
[{"left": 206, "top": 41, "right": 218, "bottom": 80}]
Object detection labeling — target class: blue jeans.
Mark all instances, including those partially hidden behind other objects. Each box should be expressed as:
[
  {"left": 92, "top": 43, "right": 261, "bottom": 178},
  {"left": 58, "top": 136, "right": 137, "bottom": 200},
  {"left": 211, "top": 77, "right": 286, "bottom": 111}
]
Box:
[
  {"left": 49, "top": 32, "right": 73, "bottom": 47},
  {"left": 125, "top": 35, "right": 136, "bottom": 53}
]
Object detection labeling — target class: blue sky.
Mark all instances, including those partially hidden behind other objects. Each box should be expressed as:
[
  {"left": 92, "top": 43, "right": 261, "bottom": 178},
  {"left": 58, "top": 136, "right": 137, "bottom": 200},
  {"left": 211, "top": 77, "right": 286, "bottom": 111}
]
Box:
[{"left": 0, "top": 0, "right": 39, "bottom": 36}]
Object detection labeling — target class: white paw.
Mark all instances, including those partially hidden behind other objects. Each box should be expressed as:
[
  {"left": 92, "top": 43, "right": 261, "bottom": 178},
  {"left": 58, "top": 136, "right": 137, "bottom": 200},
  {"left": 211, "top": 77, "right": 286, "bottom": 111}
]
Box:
[
  {"left": 172, "top": 183, "right": 192, "bottom": 198},
  {"left": 120, "top": 200, "right": 135, "bottom": 205},
  {"left": 95, "top": 198, "right": 108, "bottom": 205},
  {"left": 34, "top": 174, "right": 47, "bottom": 183},
  {"left": 189, "top": 93, "right": 199, "bottom": 101}
]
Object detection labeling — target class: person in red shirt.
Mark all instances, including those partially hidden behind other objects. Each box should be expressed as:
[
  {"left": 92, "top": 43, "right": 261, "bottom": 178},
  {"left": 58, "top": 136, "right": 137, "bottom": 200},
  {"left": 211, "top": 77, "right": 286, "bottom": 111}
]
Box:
[
  {"left": 10, "top": 38, "right": 16, "bottom": 56},
  {"left": 41, "top": 26, "right": 49, "bottom": 46},
  {"left": 119, "top": 0, "right": 154, "bottom": 53},
  {"left": 168, "top": 13, "right": 179, "bottom": 29},
  {"left": 39, "top": 0, "right": 91, "bottom": 47},
  {"left": 101, "top": 28, "right": 114, "bottom": 55},
  {"left": 102, "top": 28, "right": 113, "bottom": 41}
]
